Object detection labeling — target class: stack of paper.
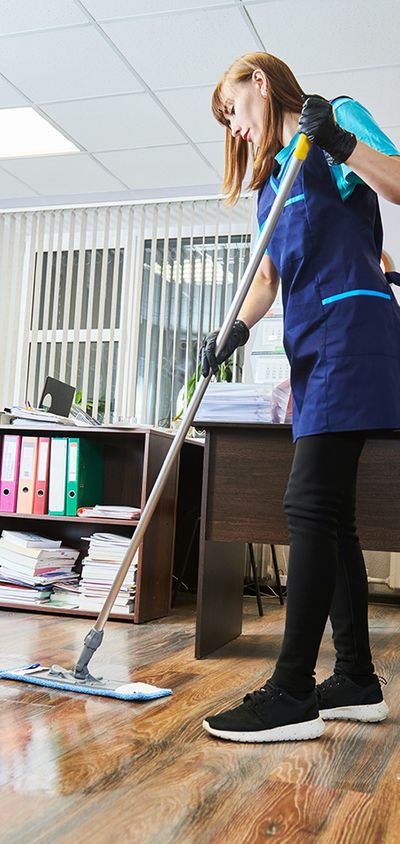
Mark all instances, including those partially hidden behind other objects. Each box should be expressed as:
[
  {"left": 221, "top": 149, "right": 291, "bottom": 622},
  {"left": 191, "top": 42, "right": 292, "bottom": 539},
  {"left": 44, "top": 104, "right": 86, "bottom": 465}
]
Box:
[
  {"left": 271, "top": 379, "right": 292, "bottom": 424},
  {"left": 0, "top": 582, "right": 52, "bottom": 604},
  {"left": 0, "top": 530, "right": 80, "bottom": 603},
  {"left": 9, "top": 405, "right": 74, "bottom": 427},
  {"left": 194, "top": 383, "right": 273, "bottom": 424},
  {"left": 78, "top": 532, "right": 138, "bottom": 614},
  {"left": 49, "top": 581, "right": 80, "bottom": 609},
  {"left": 77, "top": 505, "right": 141, "bottom": 520}
]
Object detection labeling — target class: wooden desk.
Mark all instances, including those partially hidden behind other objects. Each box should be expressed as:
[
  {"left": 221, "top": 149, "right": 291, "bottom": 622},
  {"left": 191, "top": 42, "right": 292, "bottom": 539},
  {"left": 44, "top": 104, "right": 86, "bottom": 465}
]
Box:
[{"left": 196, "top": 423, "right": 400, "bottom": 657}]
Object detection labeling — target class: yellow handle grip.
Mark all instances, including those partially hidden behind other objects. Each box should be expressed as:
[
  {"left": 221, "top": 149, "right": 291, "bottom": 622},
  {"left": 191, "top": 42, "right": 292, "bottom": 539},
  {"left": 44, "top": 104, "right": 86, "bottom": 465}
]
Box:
[{"left": 293, "top": 133, "right": 312, "bottom": 161}]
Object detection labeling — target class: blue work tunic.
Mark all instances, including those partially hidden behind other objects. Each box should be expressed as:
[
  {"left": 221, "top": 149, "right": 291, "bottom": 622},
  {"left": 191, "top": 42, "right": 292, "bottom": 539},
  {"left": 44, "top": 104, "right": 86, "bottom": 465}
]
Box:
[{"left": 257, "top": 135, "right": 400, "bottom": 442}]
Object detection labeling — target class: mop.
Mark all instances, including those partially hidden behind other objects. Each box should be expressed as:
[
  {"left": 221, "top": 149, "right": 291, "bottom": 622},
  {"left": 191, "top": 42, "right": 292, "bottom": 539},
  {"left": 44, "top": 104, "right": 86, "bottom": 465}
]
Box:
[{"left": 0, "top": 134, "right": 311, "bottom": 701}]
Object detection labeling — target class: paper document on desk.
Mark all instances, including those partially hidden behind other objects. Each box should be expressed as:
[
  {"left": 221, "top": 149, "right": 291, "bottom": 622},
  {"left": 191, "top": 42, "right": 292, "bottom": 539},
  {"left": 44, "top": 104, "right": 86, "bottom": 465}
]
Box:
[{"left": 194, "top": 383, "right": 273, "bottom": 424}]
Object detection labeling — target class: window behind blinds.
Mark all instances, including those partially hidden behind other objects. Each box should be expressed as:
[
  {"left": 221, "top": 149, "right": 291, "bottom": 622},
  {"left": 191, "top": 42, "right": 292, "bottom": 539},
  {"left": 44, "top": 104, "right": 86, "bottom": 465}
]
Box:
[{"left": 0, "top": 196, "right": 253, "bottom": 425}]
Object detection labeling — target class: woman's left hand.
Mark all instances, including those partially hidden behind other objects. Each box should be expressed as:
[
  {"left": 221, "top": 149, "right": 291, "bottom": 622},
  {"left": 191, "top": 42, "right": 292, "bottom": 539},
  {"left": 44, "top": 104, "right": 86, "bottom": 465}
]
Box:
[
  {"left": 299, "top": 94, "right": 357, "bottom": 165},
  {"left": 199, "top": 319, "right": 249, "bottom": 377}
]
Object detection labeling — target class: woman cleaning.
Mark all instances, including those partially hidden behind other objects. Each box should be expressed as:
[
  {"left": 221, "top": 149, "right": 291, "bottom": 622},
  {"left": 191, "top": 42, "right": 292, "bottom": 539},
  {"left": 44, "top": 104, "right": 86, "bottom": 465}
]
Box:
[{"left": 200, "top": 52, "right": 400, "bottom": 743}]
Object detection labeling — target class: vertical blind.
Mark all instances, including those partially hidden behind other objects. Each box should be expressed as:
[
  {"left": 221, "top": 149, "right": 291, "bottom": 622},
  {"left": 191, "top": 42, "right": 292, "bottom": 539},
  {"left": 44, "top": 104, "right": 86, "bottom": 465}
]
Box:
[{"left": 0, "top": 196, "right": 253, "bottom": 426}]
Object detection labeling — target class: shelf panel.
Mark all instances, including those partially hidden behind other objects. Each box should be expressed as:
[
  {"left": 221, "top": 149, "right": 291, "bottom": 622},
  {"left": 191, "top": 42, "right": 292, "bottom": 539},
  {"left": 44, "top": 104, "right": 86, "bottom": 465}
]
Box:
[
  {"left": 0, "top": 601, "right": 134, "bottom": 621},
  {"left": 0, "top": 513, "right": 139, "bottom": 525}
]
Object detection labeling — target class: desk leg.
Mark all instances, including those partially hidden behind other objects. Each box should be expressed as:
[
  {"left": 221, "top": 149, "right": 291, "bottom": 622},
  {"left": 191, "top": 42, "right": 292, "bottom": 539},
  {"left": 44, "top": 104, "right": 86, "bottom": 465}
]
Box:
[{"left": 195, "top": 539, "right": 246, "bottom": 658}]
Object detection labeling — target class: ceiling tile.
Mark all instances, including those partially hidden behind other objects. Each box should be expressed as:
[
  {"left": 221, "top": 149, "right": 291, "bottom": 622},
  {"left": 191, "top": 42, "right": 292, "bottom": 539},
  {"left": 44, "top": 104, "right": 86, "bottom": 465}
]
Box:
[
  {"left": 297, "top": 66, "right": 400, "bottom": 130},
  {"left": 0, "top": 76, "right": 28, "bottom": 108},
  {"left": 157, "top": 86, "right": 223, "bottom": 143},
  {"left": 0, "top": 27, "right": 143, "bottom": 102},
  {"left": 94, "top": 145, "right": 218, "bottom": 189},
  {"left": 2, "top": 154, "right": 126, "bottom": 194},
  {"left": 247, "top": 0, "right": 400, "bottom": 74},
  {"left": 82, "top": 0, "right": 234, "bottom": 18},
  {"left": 198, "top": 140, "right": 254, "bottom": 188},
  {"left": 103, "top": 7, "right": 259, "bottom": 88},
  {"left": 0, "top": 0, "right": 87, "bottom": 34},
  {"left": 0, "top": 167, "right": 37, "bottom": 199},
  {"left": 41, "top": 93, "right": 185, "bottom": 152},
  {"left": 196, "top": 141, "right": 225, "bottom": 176}
]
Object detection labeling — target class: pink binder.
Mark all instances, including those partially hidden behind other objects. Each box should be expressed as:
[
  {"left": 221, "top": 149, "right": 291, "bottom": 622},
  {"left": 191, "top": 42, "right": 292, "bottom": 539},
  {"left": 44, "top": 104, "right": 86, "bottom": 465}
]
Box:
[
  {"left": 33, "top": 437, "right": 50, "bottom": 515},
  {"left": 16, "top": 436, "right": 39, "bottom": 514},
  {"left": 0, "top": 435, "right": 22, "bottom": 512}
]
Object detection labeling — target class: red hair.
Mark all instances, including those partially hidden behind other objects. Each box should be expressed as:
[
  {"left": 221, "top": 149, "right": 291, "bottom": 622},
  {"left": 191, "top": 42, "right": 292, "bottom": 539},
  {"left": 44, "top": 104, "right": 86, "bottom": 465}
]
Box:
[{"left": 212, "top": 52, "right": 305, "bottom": 204}]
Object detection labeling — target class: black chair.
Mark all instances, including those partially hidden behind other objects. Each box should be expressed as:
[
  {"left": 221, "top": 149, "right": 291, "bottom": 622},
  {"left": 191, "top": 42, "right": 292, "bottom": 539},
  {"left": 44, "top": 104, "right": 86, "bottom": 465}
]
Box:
[
  {"left": 172, "top": 517, "right": 285, "bottom": 617},
  {"left": 247, "top": 543, "right": 285, "bottom": 617}
]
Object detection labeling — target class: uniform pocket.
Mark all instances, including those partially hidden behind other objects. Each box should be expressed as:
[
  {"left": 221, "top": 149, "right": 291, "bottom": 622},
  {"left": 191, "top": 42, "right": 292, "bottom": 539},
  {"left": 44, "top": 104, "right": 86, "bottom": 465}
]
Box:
[
  {"left": 270, "top": 197, "right": 313, "bottom": 267},
  {"left": 324, "top": 291, "right": 395, "bottom": 358}
]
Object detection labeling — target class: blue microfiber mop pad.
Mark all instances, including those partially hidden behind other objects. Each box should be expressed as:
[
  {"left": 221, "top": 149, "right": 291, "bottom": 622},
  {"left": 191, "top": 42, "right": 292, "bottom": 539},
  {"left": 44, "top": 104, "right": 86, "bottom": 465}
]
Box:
[{"left": 0, "top": 666, "right": 172, "bottom": 701}]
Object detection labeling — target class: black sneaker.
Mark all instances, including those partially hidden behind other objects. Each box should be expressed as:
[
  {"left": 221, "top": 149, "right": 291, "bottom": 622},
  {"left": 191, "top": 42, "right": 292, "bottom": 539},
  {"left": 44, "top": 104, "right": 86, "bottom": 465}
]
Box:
[
  {"left": 202, "top": 682, "right": 325, "bottom": 743},
  {"left": 316, "top": 674, "right": 389, "bottom": 722}
]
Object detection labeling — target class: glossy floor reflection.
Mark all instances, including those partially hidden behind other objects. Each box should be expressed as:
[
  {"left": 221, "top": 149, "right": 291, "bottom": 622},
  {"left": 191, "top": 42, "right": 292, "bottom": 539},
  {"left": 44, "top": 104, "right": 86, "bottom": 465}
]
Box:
[{"left": 0, "top": 598, "right": 399, "bottom": 843}]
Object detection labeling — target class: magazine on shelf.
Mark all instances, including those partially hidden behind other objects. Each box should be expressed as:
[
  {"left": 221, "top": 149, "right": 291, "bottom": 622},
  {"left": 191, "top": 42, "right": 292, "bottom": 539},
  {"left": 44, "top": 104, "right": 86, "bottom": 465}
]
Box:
[
  {"left": 0, "top": 540, "right": 80, "bottom": 563},
  {"left": 1, "top": 531, "right": 62, "bottom": 548},
  {"left": 77, "top": 505, "right": 141, "bottom": 519}
]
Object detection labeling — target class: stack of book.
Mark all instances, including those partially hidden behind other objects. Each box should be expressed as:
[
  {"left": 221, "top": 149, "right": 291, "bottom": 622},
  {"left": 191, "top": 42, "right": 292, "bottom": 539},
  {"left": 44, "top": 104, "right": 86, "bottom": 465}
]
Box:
[
  {"left": 78, "top": 533, "right": 137, "bottom": 614},
  {"left": 0, "top": 582, "right": 53, "bottom": 605},
  {"left": 0, "top": 530, "right": 80, "bottom": 606}
]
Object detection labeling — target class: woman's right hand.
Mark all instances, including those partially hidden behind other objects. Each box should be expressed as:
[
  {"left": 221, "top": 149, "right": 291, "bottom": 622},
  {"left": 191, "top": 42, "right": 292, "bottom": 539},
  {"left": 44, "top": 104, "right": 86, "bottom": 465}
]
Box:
[{"left": 299, "top": 94, "right": 357, "bottom": 165}]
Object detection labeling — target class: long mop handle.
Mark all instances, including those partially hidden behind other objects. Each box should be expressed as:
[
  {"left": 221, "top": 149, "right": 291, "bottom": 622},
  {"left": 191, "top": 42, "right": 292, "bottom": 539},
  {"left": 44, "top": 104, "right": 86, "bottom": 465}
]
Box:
[{"left": 74, "top": 134, "right": 311, "bottom": 678}]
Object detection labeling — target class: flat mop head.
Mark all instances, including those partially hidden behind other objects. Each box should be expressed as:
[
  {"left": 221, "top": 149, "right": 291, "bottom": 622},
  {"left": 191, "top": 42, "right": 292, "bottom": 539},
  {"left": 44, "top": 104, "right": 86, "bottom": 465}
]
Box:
[{"left": 0, "top": 663, "right": 172, "bottom": 701}]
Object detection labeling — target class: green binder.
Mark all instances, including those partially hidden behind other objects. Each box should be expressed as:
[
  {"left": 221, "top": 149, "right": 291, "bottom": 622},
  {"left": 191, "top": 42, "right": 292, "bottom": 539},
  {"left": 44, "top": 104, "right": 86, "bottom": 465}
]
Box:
[{"left": 66, "top": 438, "right": 104, "bottom": 517}]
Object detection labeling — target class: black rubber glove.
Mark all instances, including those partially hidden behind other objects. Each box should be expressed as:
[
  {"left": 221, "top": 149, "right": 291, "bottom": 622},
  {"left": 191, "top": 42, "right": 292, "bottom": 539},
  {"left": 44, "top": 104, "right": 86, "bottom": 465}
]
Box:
[
  {"left": 200, "top": 319, "right": 250, "bottom": 377},
  {"left": 299, "top": 95, "right": 357, "bottom": 165}
]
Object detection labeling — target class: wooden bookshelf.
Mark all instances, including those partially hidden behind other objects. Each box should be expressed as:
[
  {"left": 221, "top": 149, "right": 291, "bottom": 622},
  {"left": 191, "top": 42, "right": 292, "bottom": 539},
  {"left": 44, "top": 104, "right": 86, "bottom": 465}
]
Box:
[{"left": 0, "top": 424, "right": 204, "bottom": 623}]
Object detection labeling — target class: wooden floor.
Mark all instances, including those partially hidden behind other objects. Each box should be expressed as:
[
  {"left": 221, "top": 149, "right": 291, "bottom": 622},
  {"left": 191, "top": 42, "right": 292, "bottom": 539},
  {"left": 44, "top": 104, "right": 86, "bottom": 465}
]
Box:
[{"left": 0, "top": 597, "right": 399, "bottom": 844}]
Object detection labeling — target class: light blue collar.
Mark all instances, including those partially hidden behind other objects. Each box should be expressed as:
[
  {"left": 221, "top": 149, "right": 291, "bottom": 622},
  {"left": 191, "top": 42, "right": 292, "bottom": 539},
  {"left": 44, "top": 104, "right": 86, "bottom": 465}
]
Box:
[{"left": 275, "top": 132, "right": 300, "bottom": 165}]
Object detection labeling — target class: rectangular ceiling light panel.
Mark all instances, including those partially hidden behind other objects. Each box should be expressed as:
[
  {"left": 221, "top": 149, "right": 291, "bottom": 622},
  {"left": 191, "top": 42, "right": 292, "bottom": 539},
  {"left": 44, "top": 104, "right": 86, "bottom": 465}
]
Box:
[{"left": 0, "top": 107, "right": 79, "bottom": 158}]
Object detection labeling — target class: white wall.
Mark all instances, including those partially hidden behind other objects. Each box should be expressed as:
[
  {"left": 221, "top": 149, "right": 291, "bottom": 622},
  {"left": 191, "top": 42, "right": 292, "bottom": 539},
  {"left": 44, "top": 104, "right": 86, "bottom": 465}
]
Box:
[{"left": 381, "top": 198, "right": 400, "bottom": 277}]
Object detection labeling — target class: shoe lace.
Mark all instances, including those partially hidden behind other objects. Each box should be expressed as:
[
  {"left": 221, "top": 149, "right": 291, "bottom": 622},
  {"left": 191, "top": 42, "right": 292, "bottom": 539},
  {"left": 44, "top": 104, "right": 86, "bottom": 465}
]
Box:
[
  {"left": 243, "top": 685, "right": 282, "bottom": 707},
  {"left": 318, "top": 674, "right": 387, "bottom": 693},
  {"left": 318, "top": 674, "right": 346, "bottom": 693}
]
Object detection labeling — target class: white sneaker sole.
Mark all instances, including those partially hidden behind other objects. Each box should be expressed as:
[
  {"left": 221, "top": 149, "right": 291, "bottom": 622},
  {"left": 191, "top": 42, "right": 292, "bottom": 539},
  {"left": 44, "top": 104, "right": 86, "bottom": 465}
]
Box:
[
  {"left": 319, "top": 700, "right": 389, "bottom": 722},
  {"left": 202, "top": 715, "right": 325, "bottom": 743}
]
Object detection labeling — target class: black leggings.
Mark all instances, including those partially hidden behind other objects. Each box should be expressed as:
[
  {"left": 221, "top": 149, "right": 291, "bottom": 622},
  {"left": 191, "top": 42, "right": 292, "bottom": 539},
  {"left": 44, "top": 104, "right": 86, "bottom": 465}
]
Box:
[{"left": 271, "top": 432, "right": 374, "bottom": 693}]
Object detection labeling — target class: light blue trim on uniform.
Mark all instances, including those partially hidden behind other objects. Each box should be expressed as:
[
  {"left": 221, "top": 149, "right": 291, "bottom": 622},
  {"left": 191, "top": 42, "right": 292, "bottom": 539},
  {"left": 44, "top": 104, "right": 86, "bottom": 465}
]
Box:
[
  {"left": 277, "top": 142, "right": 298, "bottom": 180},
  {"left": 321, "top": 289, "right": 391, "bottom": 305},
  {"left": 285, "top": 193, "right": 305, "bottom": 206},
  {"left": 258, "top": 220, "right": 269, "bottom": 255},
  {"left": 269, "top": 176, "right": 305, "bottom": 206}
]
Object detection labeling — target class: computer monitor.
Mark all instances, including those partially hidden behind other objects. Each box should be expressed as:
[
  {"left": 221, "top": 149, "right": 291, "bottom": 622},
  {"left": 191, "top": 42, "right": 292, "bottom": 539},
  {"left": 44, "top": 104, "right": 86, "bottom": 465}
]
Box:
[{"left": 38, "top": 376, "right": 76, "bottom": 418}]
